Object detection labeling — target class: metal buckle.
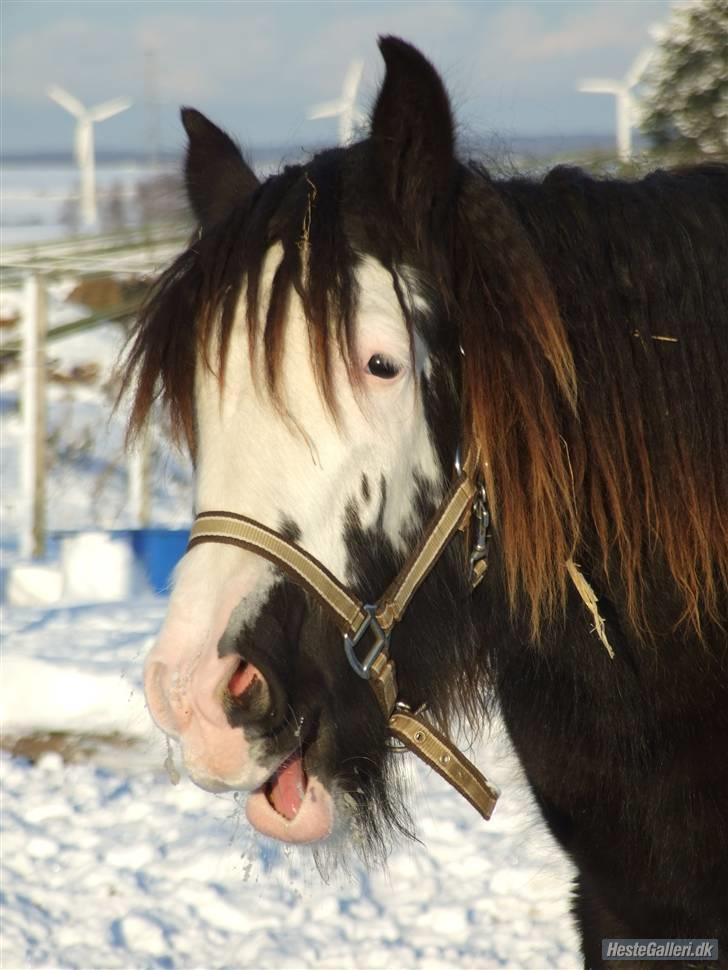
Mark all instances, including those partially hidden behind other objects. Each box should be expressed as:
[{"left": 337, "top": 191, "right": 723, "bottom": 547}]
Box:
[
  {"left": 344, "top": 604, "right": 390, "bottom": 679},
  {"left": 385, "top": 700, "right": 429, "bottom": 752}
]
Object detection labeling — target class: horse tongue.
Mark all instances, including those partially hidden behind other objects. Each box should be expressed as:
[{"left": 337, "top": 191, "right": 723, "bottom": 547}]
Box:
[{"left": 268, "top": 754, "right": 306, "bottom": 821}]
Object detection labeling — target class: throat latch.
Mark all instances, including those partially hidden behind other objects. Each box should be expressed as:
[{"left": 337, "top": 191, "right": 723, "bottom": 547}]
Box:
[
  {"left": 389, "top": 706, "right": 499, "bottom": 820},
  {"left": 367, "top": 652, "right": 499, "bottom": 821}
]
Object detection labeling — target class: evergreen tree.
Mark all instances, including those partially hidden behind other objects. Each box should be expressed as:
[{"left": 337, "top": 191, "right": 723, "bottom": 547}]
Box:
[{"left": 641, "top": 0, "right": 728, "bottom": 158}]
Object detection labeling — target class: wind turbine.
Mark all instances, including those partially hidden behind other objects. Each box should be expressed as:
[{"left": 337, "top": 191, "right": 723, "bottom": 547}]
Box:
[
  {"left": 578, "top": 45, "right": 655, "bottom": 162},
  {"left": 308, "top": 59, "right": 365, "bottom": 145},
  {"left": 47, "top": 85, "right": 132, "bottom": 229}
]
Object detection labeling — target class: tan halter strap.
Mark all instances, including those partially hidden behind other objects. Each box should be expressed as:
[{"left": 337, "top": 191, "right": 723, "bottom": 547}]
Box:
[
  {"left": 188, "top": 448, "right": 483, "bottom": 671},
  {"left": 367, "top": 652, "right": 499, "bottom": 821},
  {"left": 389, "top": 707, "right": 499, "bottom": 819},
  {"left": 189, "top": 511, "right": 367, "bottom": 635},
  {"left": 186, "top": 447, "right": 499, "bottom": 822}
]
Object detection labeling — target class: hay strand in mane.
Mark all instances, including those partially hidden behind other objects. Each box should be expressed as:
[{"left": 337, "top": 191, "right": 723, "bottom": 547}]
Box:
[{"left": 566, "top": 559, "right": 615, "bottom": 659}]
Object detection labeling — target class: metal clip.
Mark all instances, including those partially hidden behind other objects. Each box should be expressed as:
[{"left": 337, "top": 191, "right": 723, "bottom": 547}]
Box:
[
  {"left": 469, "top": 484, "right": 490, "bottom": 581},
  {"left": 344, "top": 605, "right": 390, "bottom": 679},
  {"left": 453, "top": 445, "right": 463, "bottom": 477},
  {"left": 394, "top": 700, "right": 429, "bottom": 716}
]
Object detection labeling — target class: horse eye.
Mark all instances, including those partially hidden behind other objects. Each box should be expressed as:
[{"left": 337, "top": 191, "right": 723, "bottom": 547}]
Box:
[{"left": 366, "top": 354, "right": 401, "bottom": 379}]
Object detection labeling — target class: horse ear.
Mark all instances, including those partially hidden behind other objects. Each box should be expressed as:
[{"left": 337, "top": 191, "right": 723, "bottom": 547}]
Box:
[
  {"left": 181, "top": 107, "right": 259, "bottom": 230},
  {"left": 371, "top": 37, "right": 455, "bottom": 230}
]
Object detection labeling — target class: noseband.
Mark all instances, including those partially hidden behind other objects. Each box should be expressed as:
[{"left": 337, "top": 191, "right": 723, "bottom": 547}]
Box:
[{"left": 187, "top": 447, "right": 500, "bottom": 821}]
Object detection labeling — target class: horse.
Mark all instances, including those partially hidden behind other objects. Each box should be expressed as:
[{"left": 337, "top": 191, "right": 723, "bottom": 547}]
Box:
[{"left": 122, "top": 37, "right": 728, "bottom": 969}]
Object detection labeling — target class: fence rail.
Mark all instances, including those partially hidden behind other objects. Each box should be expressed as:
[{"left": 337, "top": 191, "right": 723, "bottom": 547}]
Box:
[
  {"left": 3, "top": 229, "right": 187, "bottom": 558},
  {"left": 0, "top": 226, "right": 188, "bottom": 290},
  {"left": 1, "top": 301, "right": 142, "bottom": 360}
]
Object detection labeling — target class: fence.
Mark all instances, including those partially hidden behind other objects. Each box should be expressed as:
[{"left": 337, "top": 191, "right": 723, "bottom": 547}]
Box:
[{"left": 1, "top": 227, "right": 188, "bottom": 563}]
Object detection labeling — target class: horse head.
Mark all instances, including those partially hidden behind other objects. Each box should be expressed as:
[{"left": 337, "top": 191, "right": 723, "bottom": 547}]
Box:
[
  {"left": 125, "top": 37, "right": 577, "bottom": 853},
  {"left": 127, "top": 39, "right": 471, "bottom": 852}
]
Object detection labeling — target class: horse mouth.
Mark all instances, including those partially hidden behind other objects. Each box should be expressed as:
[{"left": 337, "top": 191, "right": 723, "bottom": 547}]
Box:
[
  {"left": 225, "top": 659, "right": 335, "bottom": 842},
  {"left": 246, "top": 735, "right": 335, "bottom": 844},
  {"left": 263, "top": 750, "right": 308, "bottom": 821}
]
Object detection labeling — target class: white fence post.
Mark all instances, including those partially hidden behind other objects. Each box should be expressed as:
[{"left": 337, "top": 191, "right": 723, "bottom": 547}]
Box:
[{"left": 20, "top": 273, "right": 48, "bottom": 559}]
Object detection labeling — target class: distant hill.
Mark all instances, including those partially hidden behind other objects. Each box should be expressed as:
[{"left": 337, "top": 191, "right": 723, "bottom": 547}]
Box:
[
  {"left": 0, "top": 147, "right": 282, "bottom": 168},
  {"left": 1, "top": 133, "right": 644, "bottom": 170}
]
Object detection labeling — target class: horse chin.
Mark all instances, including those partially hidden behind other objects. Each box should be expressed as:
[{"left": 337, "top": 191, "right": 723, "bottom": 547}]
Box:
[{"left": 245, "top": 772, "right": 336, "bottom": 843}]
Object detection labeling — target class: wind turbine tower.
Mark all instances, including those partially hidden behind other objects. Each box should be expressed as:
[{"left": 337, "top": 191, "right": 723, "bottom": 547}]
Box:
[
  {"left": 308, "top": 60, "right": 365, "bottom": 145},
  {"left": 578, "top": 46, "right": 655, "bottom": 162},
  {"left": 48, "top": 85, "right": 132, "bottom": 229}
]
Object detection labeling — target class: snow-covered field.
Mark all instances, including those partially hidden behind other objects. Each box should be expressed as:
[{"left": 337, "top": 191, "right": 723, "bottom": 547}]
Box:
[
  {"left": 1, "top": 162, "right": 158, "bottom": 246},
  {"left": 0, "top": 229, "right": 580, "bottom": 968},
  {"left": 1, "top": 598, "right": 579, "bottom": 969}
]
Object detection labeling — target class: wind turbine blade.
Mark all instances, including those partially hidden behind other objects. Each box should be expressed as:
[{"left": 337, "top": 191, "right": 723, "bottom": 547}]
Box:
[
  {"left": 88, "top": 97, "right": 132, "bottom": 123},
  {"left": 47, "top": 85, "right": 86, "bottom": 118},
  {"left": 625, "top": 47, "right": 655, "bottom": 88},
  {"left": 342, "top": 59, "right": 364, "bottom": 104},
  {"left": 578, "top": 79, "right": 624, "bottom": 95},
  {"left": 308, "top": 99, "right": 343, "bottom": 120}
]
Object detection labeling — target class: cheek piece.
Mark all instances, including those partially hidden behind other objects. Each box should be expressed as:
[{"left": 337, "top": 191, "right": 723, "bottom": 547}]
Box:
[{"left": 187, "top": 445, "right": 500, "bottom": 822}]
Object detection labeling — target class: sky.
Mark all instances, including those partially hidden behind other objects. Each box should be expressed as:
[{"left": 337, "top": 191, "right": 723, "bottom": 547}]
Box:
[{"left": 1, "top": 0, "right": 673, "bottom": 155}]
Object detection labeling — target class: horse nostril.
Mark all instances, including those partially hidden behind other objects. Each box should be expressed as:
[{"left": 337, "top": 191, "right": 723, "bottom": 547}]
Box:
[
  {"left": 228, "top": 660, "right": 259, "bottom": 698},
  {"left": 224, "top": 659, "right": 277, "bottom": 729}
]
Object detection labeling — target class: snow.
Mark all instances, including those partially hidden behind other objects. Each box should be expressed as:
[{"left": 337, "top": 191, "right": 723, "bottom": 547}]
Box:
[
  {"left": 5, "top": 562, "right": 64, "bottom": 606},
  {"left": 0, "top": 161, "right": 167, "bottom": 246},
  {"left": 1, "top": 641, "right": 580, "bottom": 969},
  {"left": 0, "top": 236, "right": 580, "bottom": 968},
  {"left": 60, "top": 532, "right": 135, "bottom": 602}
]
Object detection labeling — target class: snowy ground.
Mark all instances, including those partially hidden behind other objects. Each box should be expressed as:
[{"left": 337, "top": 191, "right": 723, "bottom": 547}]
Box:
[
  {"left": 1, "top": 597, "right": 579, "bottom": 970},
  {"left": 0, "top": 233, "right": 580, "bottom": 969}
]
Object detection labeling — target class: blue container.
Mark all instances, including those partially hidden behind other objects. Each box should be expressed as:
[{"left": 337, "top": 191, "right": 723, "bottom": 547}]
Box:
[
  {"left": 130, "top": 528, "right": 190, "bottom": 594},
  {"left": 44, "top": 527, "right": 191, "bottom": 598}
]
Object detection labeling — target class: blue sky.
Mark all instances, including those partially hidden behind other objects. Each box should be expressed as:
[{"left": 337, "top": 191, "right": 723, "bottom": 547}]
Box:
[{"left": 2, "top": 0, "right": 673, "bottom": 153}]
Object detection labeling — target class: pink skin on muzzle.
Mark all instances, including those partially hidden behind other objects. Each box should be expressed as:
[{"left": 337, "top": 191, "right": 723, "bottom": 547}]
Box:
[{"left": 143, "top": 548, "right": 336, "bottom": 840}]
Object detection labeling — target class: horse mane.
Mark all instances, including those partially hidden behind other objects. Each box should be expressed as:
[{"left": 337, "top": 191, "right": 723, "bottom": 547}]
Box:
[
  {"left": 121, "top": 150, "right": 728, "bottom": 643},
  {"left": 492, "top": 162, "right": 728, "bottom": 638}
]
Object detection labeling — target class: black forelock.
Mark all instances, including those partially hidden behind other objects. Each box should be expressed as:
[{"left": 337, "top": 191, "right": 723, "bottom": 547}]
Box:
[{"left": 122, "top": 138, "right": 442, "bottom": 452}]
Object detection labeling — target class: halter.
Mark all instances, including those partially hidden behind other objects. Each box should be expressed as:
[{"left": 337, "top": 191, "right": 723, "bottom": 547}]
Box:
[{"left": 187, "top": 447, "right": 500, "bottom": 821}]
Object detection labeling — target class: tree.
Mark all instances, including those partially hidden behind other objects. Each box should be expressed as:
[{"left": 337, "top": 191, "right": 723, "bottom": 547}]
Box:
[
  {"left": 101, "top": 181, "right": 127, "bottom": 233},
  {"left": 59, "top": 185, "right": 80, "bottom": 235},
  {"left": 640, "top": 0, "right": 728, "bottom": 159}
]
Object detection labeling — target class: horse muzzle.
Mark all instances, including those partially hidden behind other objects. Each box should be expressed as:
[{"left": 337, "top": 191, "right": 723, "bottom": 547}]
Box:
[
  {"left": 143, "top": 588, "right": 338, "bottom": 842},
  {"left": 144, "top": 648, "right": 273, "bottom": 792}
]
